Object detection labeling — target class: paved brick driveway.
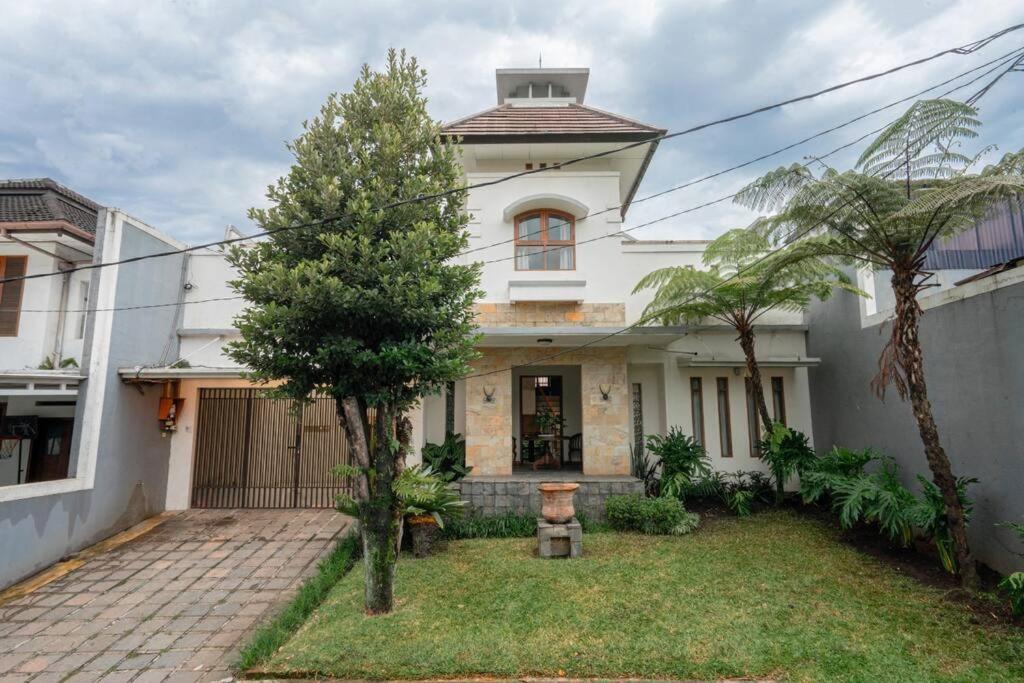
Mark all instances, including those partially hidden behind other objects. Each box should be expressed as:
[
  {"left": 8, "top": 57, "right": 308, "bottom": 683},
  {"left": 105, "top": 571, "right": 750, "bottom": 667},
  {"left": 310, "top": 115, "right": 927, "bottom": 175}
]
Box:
[{"left": 0, "top": 509, "right": 351, "bottom": 682}]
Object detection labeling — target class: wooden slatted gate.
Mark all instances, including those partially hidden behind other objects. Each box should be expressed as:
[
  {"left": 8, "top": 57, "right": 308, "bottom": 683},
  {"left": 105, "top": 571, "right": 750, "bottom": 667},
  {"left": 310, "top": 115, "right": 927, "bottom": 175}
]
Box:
[{"left": 190, "top": 388, "right": 352, "bottom": 508}]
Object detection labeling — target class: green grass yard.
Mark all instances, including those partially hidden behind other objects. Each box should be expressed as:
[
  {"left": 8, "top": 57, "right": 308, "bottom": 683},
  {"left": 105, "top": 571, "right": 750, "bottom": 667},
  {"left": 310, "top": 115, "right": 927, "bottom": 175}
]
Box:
[{"left": 259, "top": 511, "right": 1023, "bottom": 681}]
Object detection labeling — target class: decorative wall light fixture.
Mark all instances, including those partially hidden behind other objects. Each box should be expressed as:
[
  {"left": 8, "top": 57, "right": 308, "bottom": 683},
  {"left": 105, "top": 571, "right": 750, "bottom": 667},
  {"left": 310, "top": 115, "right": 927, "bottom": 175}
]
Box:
[
  {"left": 483, "top": 386, "right": 496, "bottom": 403},
  {"left": 598, "top": 384, "right": 612, "bottom": 401}
]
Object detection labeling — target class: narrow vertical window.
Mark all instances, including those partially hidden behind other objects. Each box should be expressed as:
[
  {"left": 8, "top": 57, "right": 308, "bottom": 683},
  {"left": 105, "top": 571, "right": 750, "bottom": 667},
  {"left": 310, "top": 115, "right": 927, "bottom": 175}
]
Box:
[
  {"left": 631, "top": 382, "right": 644, "bottom": 456},
  {"left": 0, "top": 256, "right": 27, "bottom": 337},
  {"left": 771, "top": 377, "right": 786, "bottom": 425},
  {"left": 75, "top": 281, "right": 89, "bottom": 340},
  {"left": 716, "top": 377, "right": 732, "bottom": 458},
  {"left": 745, "top": 378, "right": 761, "bottom": 458},
  {"left": 690, "top": 377, "right": 704, "bottom": 447}
]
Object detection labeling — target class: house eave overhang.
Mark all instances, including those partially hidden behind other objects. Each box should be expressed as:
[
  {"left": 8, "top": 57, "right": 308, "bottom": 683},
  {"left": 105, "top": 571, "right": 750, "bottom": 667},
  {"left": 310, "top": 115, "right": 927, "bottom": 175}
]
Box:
[
  {"left": 444, "top": 131, "right": 662, "bottom": 145},
  {"left": 0, "top": 370, "right": 84, "bottom": 396},
  {"left": 675, "top": 356, "right": 822, "bottom": 368},
  {"left": 118, "top": 366, "right": 246, "bottom": 382},
  {"left": 475, "top": 325, "right": 687, "bottom": 348}
]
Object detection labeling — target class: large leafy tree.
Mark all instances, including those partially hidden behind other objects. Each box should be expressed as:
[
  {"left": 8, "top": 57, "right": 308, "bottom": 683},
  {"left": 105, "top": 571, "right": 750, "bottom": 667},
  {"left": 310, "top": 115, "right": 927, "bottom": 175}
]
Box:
[
  {"left": 227, "top": 50, "right": 481, "bottom": 614},
  {"left": 633, "top": 228, "right": 858, "bottom": 430},
  {"left": 736, "top": 98, "right": 1024, "bottom": 590}
]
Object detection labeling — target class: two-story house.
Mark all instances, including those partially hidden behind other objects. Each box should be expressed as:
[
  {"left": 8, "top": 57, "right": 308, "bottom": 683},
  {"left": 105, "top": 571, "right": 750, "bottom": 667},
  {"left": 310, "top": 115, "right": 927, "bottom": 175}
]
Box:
[
  {"left": 0, "top": 179, "right": 95, "bottom": 486},
  {"left": 130, "top": 67, "right": 816, "bottom": 516}
]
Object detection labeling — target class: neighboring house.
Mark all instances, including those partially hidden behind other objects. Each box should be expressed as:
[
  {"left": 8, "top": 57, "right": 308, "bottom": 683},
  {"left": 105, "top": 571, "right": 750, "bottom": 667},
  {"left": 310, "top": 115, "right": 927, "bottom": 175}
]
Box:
[
  {"left": 0, "top": 190, "right": 186, "bottom": 590},
  {"left": 808, "top": 197, "right": 1024, "bottom": 574},
  {"left": 0, "top": 179, "right": 95, "bottom": 487},
  {"left": 128, "top": 67, "right": 817, "bottom": 517}
]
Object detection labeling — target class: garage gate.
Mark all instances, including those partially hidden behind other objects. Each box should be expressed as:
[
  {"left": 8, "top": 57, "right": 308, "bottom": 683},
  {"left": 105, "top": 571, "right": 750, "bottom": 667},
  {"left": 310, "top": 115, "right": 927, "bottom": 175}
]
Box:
[{"left": 191, "top": 388, "right": 353, "bottom": 508}]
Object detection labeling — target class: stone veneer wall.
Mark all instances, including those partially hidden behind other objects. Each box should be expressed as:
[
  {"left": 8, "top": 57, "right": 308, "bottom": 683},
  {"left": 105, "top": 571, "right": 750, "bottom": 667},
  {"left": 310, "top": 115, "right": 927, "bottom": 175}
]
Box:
[
  {"left": 474, "top": 302, "right": 625, "bottom": 327},
  {"left": 455, "top": 477, "right": 644, "bottom": 521},
  {"left": 465, "top": 346, "right": 630, "bottom": 476}
]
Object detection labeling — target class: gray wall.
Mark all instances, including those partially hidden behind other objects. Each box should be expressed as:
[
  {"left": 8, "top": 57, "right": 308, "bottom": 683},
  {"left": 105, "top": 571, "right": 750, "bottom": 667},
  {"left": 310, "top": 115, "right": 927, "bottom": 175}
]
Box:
[
  {"left": 0, "top": 213, "right": 184, "bottom": 588},
  {"left": 807, "top": 281, "right": 1024, "bottom": 575}
]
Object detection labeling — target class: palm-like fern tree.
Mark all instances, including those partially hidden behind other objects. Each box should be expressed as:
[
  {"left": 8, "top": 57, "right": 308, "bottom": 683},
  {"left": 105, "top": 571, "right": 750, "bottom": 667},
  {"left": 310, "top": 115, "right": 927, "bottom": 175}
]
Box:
[
  {"left": 633, "top": 228, "right": 859, "bottom": 429},
  {"left": 736, "top": 98, "right": 1024, "bottom": 590}
]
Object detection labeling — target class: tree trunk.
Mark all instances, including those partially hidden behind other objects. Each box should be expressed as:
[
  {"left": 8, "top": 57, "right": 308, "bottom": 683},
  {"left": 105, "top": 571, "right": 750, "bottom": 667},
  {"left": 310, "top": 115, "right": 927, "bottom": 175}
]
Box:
[
  {"left": 887, "top": 269, "right": 980, "bottom": 591},
  {"left": 360, "top": 402, "right": 404, "bottom": 614},
  {"left": 738, "top": 326, "right": 772, "bottom": 430}
]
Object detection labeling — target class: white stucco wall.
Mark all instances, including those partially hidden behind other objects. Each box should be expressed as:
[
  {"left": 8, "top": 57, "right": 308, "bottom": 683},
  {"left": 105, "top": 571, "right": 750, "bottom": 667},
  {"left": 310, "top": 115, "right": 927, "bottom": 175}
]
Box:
[{"left": 0, "top": 243, "right": 91, "bottom": 371}]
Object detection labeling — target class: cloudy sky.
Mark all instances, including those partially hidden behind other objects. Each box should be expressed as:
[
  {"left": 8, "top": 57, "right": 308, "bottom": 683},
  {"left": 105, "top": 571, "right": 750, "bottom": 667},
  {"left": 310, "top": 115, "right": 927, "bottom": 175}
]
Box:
[{"left": 1, "top": 0, "right": 1021, "bottom": 244}]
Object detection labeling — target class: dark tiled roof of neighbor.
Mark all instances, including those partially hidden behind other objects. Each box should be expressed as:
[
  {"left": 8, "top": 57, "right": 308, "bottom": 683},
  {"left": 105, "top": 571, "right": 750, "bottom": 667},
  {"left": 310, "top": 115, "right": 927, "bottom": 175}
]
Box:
[
  {"left": 0, "top": 178, "right": 101, "bottom": 234},
  {"left": 441, "top": 103, "right": 665, "bottom": 141}
]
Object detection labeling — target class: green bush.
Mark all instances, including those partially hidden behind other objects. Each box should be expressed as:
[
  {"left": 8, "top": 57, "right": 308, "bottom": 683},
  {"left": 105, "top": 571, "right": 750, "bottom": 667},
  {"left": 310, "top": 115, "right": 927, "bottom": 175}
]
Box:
[
  {"left": 606, "top": 494, "right": 699, "bottom": 535},
  {"left": 759, "top": 423, "right": 816, "bottom": 503},
  {"left": 647, "top": 427, "right": 711, "bottom": 497},
  {"left": 1001, "top": 572, "right": 1024, "bottom": 617},
  {"left": 421, "top": 433, "right": 472, "bottom": 482},
  {"left": 442, "top": 511, "right": 537, "bottom": 539},
  {"left": 686, "top": 470, "right": 773, "bottom": 517}
]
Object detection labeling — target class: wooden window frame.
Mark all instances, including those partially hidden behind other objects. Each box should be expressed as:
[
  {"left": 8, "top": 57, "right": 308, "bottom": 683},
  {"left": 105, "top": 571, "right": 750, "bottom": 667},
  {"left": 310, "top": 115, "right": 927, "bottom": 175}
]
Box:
[
  {"left": 716, "top": 377, "right": 733, "bottom": 458},
  {"left": 771, "top": 377, "right": 787, "bottom": 426},
  {"left": 514, "top": 209, "right": 576, "bottom": 271},
  {"left": 745, "top": 377, "right": 761, "bottom": 458},
  {"left": 689, "top": 377, "right": 704, "bottom": 447},
  {"left": 0, "top": 255, "right": 28, "bottom": 338}
]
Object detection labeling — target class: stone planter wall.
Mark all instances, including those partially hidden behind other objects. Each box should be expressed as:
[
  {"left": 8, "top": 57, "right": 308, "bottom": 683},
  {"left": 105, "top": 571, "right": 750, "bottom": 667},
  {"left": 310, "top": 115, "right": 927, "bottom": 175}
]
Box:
[{"left": 455, "top": 477, "right": 644, "bottom": 521}]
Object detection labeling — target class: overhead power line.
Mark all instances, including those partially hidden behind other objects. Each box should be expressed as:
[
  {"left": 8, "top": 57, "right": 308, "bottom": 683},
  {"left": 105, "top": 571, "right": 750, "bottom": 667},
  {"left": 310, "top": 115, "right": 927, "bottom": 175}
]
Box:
[
  {"left": 4, "top": 44, "right": 1021, "bottom": 317},
  {"left": 2, "top": 22, "right": 1022, "bottom": 288}
]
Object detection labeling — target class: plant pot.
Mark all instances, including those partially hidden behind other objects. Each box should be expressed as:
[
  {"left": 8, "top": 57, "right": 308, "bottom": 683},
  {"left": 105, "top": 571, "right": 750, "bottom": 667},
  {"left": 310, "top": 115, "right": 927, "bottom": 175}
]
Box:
[
  {"left": 408, "top": 515, "right": 445, "bottom": 558},
  {"left": 538, "top": 482, "right": 579, "bottom": 524}
]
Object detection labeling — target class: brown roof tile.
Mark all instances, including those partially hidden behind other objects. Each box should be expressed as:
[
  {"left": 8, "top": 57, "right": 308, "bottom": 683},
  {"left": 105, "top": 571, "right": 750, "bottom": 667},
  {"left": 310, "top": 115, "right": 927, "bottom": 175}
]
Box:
[
  {"left": 442, "top": 103, "right": 664, "bottom": 142},
  {"left": 0, "top": 178, "right": 100, "bottom": 234}
]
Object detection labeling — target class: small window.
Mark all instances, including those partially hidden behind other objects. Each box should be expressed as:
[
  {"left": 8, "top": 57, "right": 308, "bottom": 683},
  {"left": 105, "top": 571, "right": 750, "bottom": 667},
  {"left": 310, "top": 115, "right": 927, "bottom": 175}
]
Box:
[
  {"left": 717, "top": 377, "right": 733, "bottom": 458},
  {"left": 525, "top": 163, "right": 534, "bottom": 170},
  {"left": 0, "top": 256, "right": 27, "bottom": 337},
  {"left": 690, "top": 377, "right": 704, "bottom": 447},
  {"left": 514, "top": 210, "right": 575, "bottom": 271},
  {"left": 771, "top": 377, "right": 786, "bottom": 425},
  {"left": 745, "top": 378, "right": 761, "bottom": 458}
]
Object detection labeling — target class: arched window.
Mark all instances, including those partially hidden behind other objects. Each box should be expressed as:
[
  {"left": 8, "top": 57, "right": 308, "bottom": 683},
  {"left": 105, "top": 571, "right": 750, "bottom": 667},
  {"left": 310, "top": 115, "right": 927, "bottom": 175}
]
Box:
[{"left": 514, "top": 210, "right": 575, "bottom": 271}]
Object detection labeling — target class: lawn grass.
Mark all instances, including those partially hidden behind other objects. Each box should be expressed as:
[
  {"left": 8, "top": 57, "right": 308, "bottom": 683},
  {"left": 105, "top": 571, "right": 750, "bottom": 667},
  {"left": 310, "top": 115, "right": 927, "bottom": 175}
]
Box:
[
  {"left": 236, "top": 531, "right": 360, "bottom": 670},
  {"left": 260, "top": 511, "right": 1024, "bottom": 681}
]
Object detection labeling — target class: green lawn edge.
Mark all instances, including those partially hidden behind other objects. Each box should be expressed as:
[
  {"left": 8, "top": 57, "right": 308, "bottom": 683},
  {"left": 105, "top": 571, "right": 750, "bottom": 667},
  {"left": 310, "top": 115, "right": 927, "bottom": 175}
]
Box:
[{"left": 236, "top": 527, "right": 361, "bottom": 672}]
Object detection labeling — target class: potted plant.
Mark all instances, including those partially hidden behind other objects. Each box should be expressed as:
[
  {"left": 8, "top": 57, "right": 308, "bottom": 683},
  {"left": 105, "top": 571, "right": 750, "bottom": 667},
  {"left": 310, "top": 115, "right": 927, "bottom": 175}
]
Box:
[
  {"left": 534, "top": 406, "right": 564, "bottom": 435},
  {"left": 394, "top": 465, "right": 466, "bottom": 558}
]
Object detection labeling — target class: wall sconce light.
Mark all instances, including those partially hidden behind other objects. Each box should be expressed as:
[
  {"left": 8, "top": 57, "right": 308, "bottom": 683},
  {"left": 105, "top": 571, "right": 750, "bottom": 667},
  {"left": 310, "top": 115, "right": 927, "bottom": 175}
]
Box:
[
  {"left": 732, "top": 367, "right": 742, "bottom": 377},
  {"left": 483, "top": 386, "right": 496, "bottom": 403},
  {"left": 598, "top": 384, "right": 611, "bottom": 401}
]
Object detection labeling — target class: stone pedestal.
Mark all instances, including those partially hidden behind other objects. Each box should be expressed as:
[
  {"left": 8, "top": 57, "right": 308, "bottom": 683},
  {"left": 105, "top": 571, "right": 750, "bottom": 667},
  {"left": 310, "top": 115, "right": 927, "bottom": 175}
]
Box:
[{"left": 537, "top": 517, "right": 582, "bottom": 558}]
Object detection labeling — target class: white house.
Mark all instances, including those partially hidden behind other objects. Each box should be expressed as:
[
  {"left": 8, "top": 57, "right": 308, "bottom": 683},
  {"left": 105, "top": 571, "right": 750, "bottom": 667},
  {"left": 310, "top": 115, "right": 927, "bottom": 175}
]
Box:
[
  {"left": 0, "top": 179, "right": 95, "bottom": 487},
  {"left": 128, "top": 67, "right": 816, "bottom": 514}
]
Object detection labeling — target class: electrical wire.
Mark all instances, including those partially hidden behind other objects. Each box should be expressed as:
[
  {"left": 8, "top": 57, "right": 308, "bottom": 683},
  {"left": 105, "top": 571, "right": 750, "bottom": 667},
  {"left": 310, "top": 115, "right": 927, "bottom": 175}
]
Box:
[
  {"left": 4, "top": 44, "right": 1021, "bottom": 316},
  {"left": 2, "top": 22, "right": 1021, "bottom": 288}
]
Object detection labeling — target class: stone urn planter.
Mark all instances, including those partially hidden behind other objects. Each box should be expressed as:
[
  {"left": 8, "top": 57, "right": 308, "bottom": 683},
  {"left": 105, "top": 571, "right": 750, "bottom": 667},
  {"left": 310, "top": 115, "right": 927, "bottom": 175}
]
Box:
[{"left": 538, "top": 482, "right": 579, "bottom": 524}]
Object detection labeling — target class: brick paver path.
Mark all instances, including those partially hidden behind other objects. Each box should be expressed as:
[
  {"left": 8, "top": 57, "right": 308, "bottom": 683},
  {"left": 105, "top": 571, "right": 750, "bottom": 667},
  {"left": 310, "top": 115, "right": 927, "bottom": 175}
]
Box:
[{"left": 0, "top": 508, "right": 351, "bottom": 682}]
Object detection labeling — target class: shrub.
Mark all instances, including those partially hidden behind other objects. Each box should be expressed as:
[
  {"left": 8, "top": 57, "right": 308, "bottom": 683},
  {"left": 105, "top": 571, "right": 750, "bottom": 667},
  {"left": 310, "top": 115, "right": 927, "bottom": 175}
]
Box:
[
  {"left": 909, "top": 475, "right": 976, "bottom": 574},
  {"left": 799, "top": 446, "right": 876, "bottom": 503},
  {"left": 421, "top": 433, "right": 471, "bottom": 482},
  {"left": 648, "top": 427, "right": 711, "bottom": 483},
  {"left": 1001, "top": 573, "right": 1024, "bottom": 617},
  {"left": 685, "top": 470, "right": 772, "bottom": 517},
  {"left": 442, "top": 511, "right": 537, "bottom": 539},
  {"left": 606, "top": 494, "right": 699, "bottom": 535},
  {"left": 393, "top": 464, "right": 466, "bottom": 527},
  {"left": 759, "top": 423, "right": 816, "bottom": 503}
]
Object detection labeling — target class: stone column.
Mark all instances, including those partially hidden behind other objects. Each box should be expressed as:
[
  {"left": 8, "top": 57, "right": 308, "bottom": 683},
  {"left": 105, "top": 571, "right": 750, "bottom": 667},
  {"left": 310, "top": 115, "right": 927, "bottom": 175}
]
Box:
[{"left": 464, "top": 349, "right": 513, "bottom": 476}]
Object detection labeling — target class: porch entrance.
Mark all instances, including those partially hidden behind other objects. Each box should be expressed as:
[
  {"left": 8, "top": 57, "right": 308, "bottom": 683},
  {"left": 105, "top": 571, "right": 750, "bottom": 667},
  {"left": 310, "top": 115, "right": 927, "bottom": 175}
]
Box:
[
  {"left": 514, "top": 366, "right": 582, "bottom": 472},
  {"left": 190, "top": 388, "right": 353, "bottom": 509}
]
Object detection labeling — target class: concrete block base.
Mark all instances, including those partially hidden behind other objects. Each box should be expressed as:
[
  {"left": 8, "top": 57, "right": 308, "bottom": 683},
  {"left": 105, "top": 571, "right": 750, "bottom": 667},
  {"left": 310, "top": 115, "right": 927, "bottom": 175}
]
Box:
[{"left": 537, "top": 517, "right": 582, "bottom": 559}]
